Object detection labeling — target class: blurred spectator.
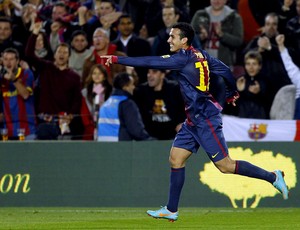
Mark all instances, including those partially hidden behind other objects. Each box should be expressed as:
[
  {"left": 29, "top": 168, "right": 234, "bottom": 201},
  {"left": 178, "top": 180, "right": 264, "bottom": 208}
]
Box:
[
  {"left": 133, "top": 69, "right": 185, "bottom": 140},
  {"left": 276, "top": 34, "right": 300, "bottom": 119},
  {"left": 191, "top": 0, "right": 243, "bottom": 68},
  {"left": 236, "top": 50, "right": 267, "bottom": 119},
  {"left": 138, "top": 24, "right": 155, "bottom": 46},
  {"left": 32, "top": 30, "right": 54, "bottom": 61},
  {"left": 113, "top": 14, "right": 152, "bottom": 84},
  {"left": 277, "top": 0, "right": 297, "bottom": 34},
  {"left": 68, "top": 30, "right": 92, "bottom": 80},
  {"left": 82, "top": 64, "right": 112, "bottom": 140},
  {"left": 82, "top": 63, "right": 112, "bottom": 120},
  {"left": 144, "top": 0, "right": 190, "bottom": 37},
  {"left": 116, "top": 0, "right": 147, "bottom": 34},
  {"left": 0, "top": 48, "right": 36, "bottom": 139},
  {"left": 0, "top": 17, "right": 24, "bottom": 60},
  {"left": 26, "top": 22, "right": 83, "bottom": 140},
  {"left": 82, "top": 27, "right": 126, "bottom": 86},
  {"left": 13, "top": 2, "right": 37, "bottom": 46},
  {"left": 46, "top": 2, "right": 80, "bottom": 51},
  {"left": 191, "top": 0, "right": 243, "bottom": 108},
  {"left": 0, "top": 0, "right": 20, "bottom": 17},
  {"left": 28, "top": 30, "right": 53, "bottom": 112},
  {"left": 285, "top": 0, "right": 300, "bottom": 53},
  {"left": 152, "top": 5, "right": 181, "bottom": 56},
  {"left": 43, "top": 1, "right": 69, "bottom": 35},
  {"left": 243, "top": 12, "right": 292, "bottom": 118},
  {"left": 43, "top": 1, "right": 80, "bottom": 51},
  {"left": 97, "top": 72, "right": 153, "bottom": 141},
  {"left": 78, "top": 0, "right": 121, "bottom": 43},
  {"left": 269, "top": 84, "right": 296, "bottom": 119}
]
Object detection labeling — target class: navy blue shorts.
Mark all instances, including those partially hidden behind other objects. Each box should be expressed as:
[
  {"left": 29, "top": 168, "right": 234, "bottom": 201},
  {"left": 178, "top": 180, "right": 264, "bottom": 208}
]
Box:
[{"left": 173, "top": 114, "right": 228, "bottom": 162}]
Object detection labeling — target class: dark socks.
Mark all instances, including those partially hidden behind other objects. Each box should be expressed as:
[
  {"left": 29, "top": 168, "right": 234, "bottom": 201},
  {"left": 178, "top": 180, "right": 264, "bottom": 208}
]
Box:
[
  {"left": 167, "top": 167, "right": 185, "bottom": 212},
  {"left": 235, "top": 160, "right": 276, "bottom": 183}
]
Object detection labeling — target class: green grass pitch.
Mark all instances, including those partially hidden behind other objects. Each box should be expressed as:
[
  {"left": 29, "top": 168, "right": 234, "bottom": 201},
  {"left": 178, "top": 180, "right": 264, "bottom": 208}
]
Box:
[{"left": 0, "top": 207, "right": 299, "bottom": 229}]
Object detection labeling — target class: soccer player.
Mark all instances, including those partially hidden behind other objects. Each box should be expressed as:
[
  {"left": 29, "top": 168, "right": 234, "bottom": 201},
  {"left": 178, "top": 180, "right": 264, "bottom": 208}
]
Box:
[{"left": 101, "top": 22, "right": 289, "bottom": 222}]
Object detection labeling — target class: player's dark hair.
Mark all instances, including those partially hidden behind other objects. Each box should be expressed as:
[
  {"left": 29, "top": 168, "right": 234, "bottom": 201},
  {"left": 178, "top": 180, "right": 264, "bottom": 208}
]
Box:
[
  {"left": 172, "top": 22, "right": 194, "bottom": 46},
  {"left": 113, "top": 72, "right": 132, "bottom": 90}
]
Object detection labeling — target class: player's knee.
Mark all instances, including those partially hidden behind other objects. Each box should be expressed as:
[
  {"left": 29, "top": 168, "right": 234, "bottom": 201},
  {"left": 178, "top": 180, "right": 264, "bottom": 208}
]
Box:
[
  {"left": 214, "top": 156, "right": 236, "bottom": 174},
  {"left": 214, "top": 162, "right": 235, "bottom": 174},
  {"left": 169, "top": 156, "right": 184, "bottom": 168},
  {"left": 216, "top": 165, "right": 232, "bottom": 174}
]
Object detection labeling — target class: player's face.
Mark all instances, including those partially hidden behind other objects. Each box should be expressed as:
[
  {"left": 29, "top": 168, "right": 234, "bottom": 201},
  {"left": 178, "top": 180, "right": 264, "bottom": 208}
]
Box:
[
  {"left": 167, "top": 28, "right": 185, "bottom": 52},
  {"left": 245, "top": 58, "right": 261, "bottom": 77}
]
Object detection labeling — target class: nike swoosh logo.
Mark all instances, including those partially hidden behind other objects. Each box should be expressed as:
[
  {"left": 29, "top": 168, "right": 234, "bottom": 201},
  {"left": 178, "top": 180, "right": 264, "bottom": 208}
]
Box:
[
  {"left": 159, "top": 213, "right": 171, "bottom": 217},
  {"left": 212, "top": 152, "right": 219, "bottom": 158}
]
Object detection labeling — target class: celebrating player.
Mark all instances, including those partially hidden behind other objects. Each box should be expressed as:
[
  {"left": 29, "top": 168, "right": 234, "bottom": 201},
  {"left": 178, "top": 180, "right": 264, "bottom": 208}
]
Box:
[{"left": 101, "top": 22, "right": 289, "bottom": 222}]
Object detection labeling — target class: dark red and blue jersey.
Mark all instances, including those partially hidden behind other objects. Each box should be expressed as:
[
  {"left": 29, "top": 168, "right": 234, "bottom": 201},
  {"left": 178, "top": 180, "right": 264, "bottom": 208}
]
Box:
[
  {"left": 116, "top": 46, "right": 237, "bottom": 125},
  {"left": 1, "top": 68, "right": 36, "bottom": 137}
]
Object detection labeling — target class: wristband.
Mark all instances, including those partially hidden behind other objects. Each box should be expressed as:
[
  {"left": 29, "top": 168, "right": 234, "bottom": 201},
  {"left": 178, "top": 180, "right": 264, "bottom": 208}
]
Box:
[{"left": 111, "top": 56, "right": 118, "bottom": 63}]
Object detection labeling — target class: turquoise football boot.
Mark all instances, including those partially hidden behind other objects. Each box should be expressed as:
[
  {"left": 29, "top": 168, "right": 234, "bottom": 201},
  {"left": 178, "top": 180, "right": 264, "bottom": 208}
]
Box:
[
  {"left": 147, "top": 206, "right": 178, "bottom": 222},
  {"left": 273, "top": 170, "right": 289, "bottom": 200}
]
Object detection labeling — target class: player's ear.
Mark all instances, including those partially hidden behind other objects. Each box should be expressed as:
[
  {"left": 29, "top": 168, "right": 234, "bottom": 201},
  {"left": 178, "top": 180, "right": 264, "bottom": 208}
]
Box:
[{"left": 181, "top": 37, "right": 188, "bottom": 45}]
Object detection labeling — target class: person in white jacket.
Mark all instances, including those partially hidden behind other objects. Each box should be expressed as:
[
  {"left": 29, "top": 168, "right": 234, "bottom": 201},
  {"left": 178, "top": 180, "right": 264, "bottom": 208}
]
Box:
[{"left": 276, "top": 34, "right": 300, "bottom": 119}]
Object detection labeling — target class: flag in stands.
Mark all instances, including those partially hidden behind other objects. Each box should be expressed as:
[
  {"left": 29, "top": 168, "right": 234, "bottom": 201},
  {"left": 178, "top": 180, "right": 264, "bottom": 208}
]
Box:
[{"left": 223, "top": 115, "right": 300, "bottom": 141}]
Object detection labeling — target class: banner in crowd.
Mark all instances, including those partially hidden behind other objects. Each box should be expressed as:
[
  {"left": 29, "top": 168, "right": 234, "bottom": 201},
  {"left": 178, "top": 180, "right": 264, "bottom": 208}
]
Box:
[{"left": 223, "top": 115, "right": 300, "bottom": 142}]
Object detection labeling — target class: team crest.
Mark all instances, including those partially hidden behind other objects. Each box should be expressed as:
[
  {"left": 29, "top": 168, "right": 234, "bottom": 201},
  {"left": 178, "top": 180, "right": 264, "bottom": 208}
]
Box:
[
  {"left": 248, "top": 123, "right": 268, "bottom": 140},
  {"left": 195, "top": 52, "right": 204, "bottom": 59}
]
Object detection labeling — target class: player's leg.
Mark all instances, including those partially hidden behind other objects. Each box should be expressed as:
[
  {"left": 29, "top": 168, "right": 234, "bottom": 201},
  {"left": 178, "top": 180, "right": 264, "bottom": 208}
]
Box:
[
  {"left": 214, "top": 157, "right": 289, "bottom": 199},
  {"left": 147, "top": 123, "right": 196, "bottom": 221},
  {"left": 146, "top": 147, "right": 192, "bottom": 221},
  {"left": 167, "top": 146, "right": 192, "bottom": 212},
  {"left": 200, "top": 114, "right": 289, "bottom": 199}
]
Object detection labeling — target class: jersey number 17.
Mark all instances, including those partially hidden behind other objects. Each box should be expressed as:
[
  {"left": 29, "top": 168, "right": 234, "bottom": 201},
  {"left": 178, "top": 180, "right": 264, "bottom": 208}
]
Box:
[{"left": 195, "top": 60, "right": 210, "bottom": 92}]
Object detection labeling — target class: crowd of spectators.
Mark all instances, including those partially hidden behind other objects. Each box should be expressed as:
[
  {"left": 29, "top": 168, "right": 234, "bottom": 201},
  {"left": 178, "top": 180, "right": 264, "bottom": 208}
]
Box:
[{"left": 0, "top": 0, "right": 299, "bottom": 141}]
